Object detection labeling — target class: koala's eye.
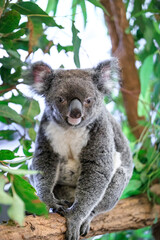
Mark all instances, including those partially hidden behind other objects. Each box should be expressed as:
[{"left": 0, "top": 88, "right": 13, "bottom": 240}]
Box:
[
  {"left": 56, "top": 96, "right": 66, "bottom": 104},
  {"left": 84, "top": 97, "right": 93, "bottom": 106}
]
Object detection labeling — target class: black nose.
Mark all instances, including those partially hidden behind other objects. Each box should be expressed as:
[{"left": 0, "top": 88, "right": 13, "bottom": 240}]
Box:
[
  {"left": 69, "top": 99, "right": 82, "bottom": 119},
  {"left": 70, "top": 109, "right": 82, "bottom": 119}
]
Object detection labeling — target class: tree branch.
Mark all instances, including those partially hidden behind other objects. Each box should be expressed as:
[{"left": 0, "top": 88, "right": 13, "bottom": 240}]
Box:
[{"left": 1, "top": 195, "right": 160, "bottom": 240}]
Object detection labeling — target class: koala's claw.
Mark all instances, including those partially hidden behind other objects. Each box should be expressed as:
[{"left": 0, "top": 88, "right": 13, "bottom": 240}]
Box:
[
  {"left": 80, "top": 220, "right": 90, "bottom": 236},
  {"left": 50, "top": 199, "right": 71, "bottom": 213},
  {"left": 65, "top": 220, "right": 80, "bottom": 240}
]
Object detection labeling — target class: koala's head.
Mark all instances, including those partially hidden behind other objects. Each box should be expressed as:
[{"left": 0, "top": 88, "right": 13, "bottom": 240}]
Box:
[{"left": 27, "top": 58, "right": 119, "bottom": 128}]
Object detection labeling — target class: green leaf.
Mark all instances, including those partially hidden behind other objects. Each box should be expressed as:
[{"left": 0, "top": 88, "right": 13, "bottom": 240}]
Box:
[
  {"left": 57, "top": 44, "right": 73, "bottom": 53},
  {"left": 80, "top": 0, "right": 87, "bottom": 27},
  {"left": 72, "top": 0, "right": 78, "bottom": 22},
  {"left": 121, "top": 179, "right": 142, "bottom": 198},
  {"left": 87, "top": 0, "right": 109, "bottom": 16},
  {"left": 11, "top": 2, "right": 62, "bottom": 28},
  {"left": 38, "top": 35, "right": 53, "bottom": 54},
  {"left": 0, "top": 174, "right": 13, "bottom": 205},
  {"left": 133, "top": 157, "right": 146, "bottom": 172},
  {"left": 28, "top": 128, "right": 36, "bottom": 142},
  {"left": 46, "top": 0, "right": 59, "bottom": 15},
  {"left": 13, "top": 175, "right": 48, "bottom": 215},
  {"left": 0, "top": 104, "right": 23, "bottom": 123},
  {"left": 72, "top": 22, "right": 81, "bottom": 68},
  {"left": 21, "top": 99, "right": 40, "bottom": 127},
  {"left": 11, "top": 1, "right": 46, "bottom": 15},
  {"left": 20, "top": 139, "right": 32, "bottom": 156},
  {"left": 0, "top": 130, "right": 16, "bottom": 141},
  {"left": 127, "top": 179, "right": 142, "bottom": 190},
  {"left": 13, "top": 39, "right": 29, "bottom": 51},
  {"left": 0, "top": 165, "right": 39, "bottom": 175},
  {"left": 2, "top": 29, "right": 25, "bottom": 40},
  {"left": 140, "top": 54, "right": 154, "bottom": 99},
  {"left": 22, "top": 99, "right": 40, "bottom": 120},
  {"left": 0, "top": 56, "right": 24, "bottom": 69},
  {"left": 0, "top": 10, "right": 21, "bottom": 33},
  {"left": 9, "top": 92, "right": 27, "bottom": 106},
  {"left": 7, "top": 187, "right": 25, "bottom": 226},
  {"left": 0, "top": 66, "right": 11, "bottom": 83},
  {"left": 72, "top": 0, "right": 87, "bottom": 27},
  {"left": 0, "top": 150, "right": 15, "bottom": 160},
  {"left": 2, "top": 157, "right": 29, "bottom": 165},
  {"left": 144, "top": 24, "right": 154, "bottom": 51}
]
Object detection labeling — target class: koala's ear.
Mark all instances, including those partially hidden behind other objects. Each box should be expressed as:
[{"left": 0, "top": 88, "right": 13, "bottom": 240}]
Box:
[
  {"left": 24, "top": 62, "right": 53, "bottom": 95},
  {"left": 93, "top": 58, "right": 120, "bottom": 95}
]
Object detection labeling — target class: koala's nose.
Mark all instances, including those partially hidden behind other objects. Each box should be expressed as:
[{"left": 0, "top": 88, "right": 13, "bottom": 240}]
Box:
[
  {"left": 70, "top": 108, "right": 81, "bottom": 119},
  {"left": 69, "top": 99, "right": 82, "bottom": 119}
]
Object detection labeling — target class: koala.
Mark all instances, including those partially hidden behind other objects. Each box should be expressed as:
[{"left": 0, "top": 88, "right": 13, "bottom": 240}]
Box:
[{"left": 27, "top": 58, "right": 133, "bottom": 240}]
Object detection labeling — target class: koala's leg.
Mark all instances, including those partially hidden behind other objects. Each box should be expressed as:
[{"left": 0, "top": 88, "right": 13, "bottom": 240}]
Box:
[{"left": 80, "top": 167, "right": 127, "bottom": 236}]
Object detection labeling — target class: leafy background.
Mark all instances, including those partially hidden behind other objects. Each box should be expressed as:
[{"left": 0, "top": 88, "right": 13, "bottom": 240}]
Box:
[{"left": 0, "top": 0, "right": 160, "bottom": 239}]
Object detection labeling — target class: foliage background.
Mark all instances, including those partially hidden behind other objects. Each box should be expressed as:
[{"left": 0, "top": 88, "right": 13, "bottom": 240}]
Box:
[{"left": 0, "top": 0, "right": 160, "bottom": 239}]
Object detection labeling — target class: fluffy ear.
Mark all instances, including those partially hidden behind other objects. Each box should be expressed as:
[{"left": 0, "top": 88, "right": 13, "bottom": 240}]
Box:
[
  {"left": 93, "top": 58, "right": 120, "bottom": 95},
  {"left": 23, "top": 62, "right": 53, "bottom": 95}
]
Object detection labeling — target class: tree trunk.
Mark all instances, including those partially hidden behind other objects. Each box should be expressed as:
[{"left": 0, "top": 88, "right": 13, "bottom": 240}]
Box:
[
  {"left": 100, "top": 0, "right": 144, "bottom": 139},
  {"left": 0, "top": 195, "right": 160, "bottom": 240}
]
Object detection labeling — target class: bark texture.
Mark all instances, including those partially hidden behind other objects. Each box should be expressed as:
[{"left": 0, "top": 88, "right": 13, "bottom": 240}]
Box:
[
  {"left": 100, "top": 0, "right": 144, "bottom": 139},
  {"left": 0, "top": 195, "right": 160, "bottom": 240}
]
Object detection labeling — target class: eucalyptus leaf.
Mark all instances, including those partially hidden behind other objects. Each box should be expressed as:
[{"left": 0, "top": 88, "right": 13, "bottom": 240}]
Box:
[
  {"left": 28, "top": 128, "right": 36, "bottom": 142},
  {"left": 0, "top": 175, "right": 13, "bottom": 205},
  {"left": 0, "top": 150, "right": 15, "bottom": 160},
  {"left": 0, "top": 56, "right": 23, "bottom": 69},
  {"left": 140, "top": 54, "right": 154, "bottom": 99},
  {"left": 20, "top": 139, "right": 33, "bottom": 157},
  {"left": 11, "top": 2, "right": 62, "bottom": 28},
  {"left": 0, "top": 105, "right": 22, "bottom": 123},
  {"left": 0, "top": 130, "right": 16, "bottom": 141},
  {"left": 3, "top": 29, "right": 25, "bottom": 40},
  {"left": 46, "top": 0, "right": 58, "bottom": 15},
  {"left": 72, "top": 22, "right": 81, "bottom": 68},
  {"left": 0, "top": 10, "right": 20, "bottom": 34},
  {"left": 21, "top": 99, "right": 40, "bottom": 121},
  {"left": 13, "top": 175, "right": 48, "bottom": 215},
  {"left": 7, "top": 188, "right": 25, "bottom": 226},
  {"left": 57, "top": 44, "right": 73, "bottom": 53},
  {"left": 0, "top": 165, "right": 39, "bottom": 175},
  {"left": 3, "top": 157, "right": 30, "bottom": 164}
]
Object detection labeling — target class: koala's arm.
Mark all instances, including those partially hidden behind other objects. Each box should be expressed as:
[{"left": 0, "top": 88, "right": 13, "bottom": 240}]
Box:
[
  {"left": 29, "top": 120, "right": 62, "bottom": 209},
  {"left": 108, "top": 113, "right": 133, "bottom": 180}
]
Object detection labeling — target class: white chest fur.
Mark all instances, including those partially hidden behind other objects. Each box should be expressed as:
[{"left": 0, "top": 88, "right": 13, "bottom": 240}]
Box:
[{"left": 45, "top": 121, "right": 90, "bottom": 160}]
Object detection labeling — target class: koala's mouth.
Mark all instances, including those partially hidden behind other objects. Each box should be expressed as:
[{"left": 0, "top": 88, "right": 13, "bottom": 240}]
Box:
[{"left": 67, "top": 116, "right": 82, "bottom": 126}]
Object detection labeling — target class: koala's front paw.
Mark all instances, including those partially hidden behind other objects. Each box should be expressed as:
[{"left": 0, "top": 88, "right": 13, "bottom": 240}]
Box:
[
  {"left": 65, "top": 218, "right": 81, "bottom": 240},
  {"left": 80, "top": 219, "right": 90, "bottom": 236},
  {"left": 51, "top": 199, "right": 71, "bottom": 212},
  {"left": 55, "top": 201, "right": 73, "bottom": 215}
]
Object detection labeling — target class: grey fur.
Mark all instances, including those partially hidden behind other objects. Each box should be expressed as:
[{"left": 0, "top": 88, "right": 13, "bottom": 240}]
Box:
[{"left": 28, "top": 58, "right": 133, "bottom": 240}]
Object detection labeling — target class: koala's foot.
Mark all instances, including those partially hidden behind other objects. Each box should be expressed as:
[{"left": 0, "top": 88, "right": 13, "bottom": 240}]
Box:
[
  {"left": 80, "top": 219, "right": 90, "bottom": 236},
  {"left": 65, "top": 218, "right": 81, "bottom": 240}
]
